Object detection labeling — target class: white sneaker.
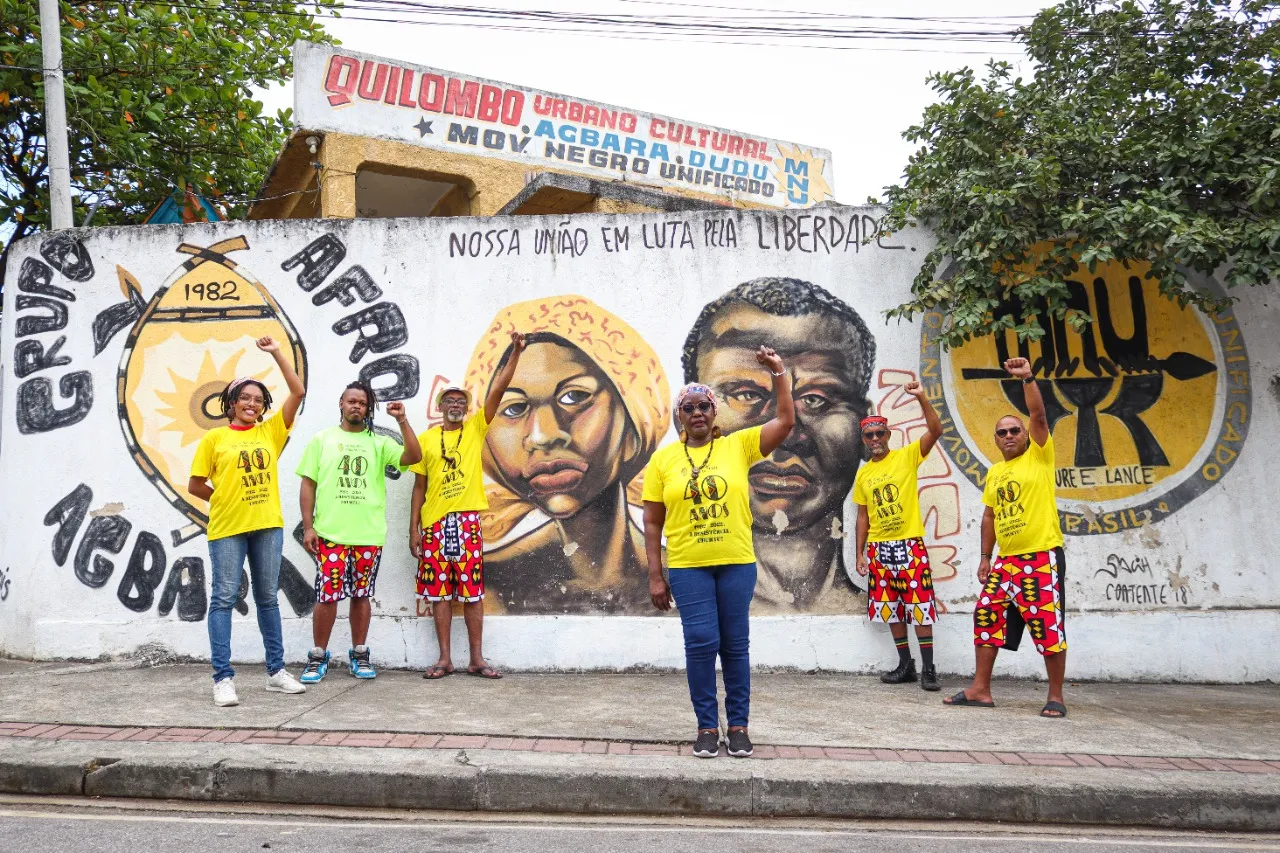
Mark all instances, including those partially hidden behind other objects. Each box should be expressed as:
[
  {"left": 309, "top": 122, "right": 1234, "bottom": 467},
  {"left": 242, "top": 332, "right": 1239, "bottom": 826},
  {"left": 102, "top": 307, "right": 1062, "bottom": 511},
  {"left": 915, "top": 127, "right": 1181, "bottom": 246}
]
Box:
[
  {"left": 265, "top": 669, "right": 307, "bottom": 694},
  {"left": 213, "top": 678, "right": 239, "bottom": 707}
]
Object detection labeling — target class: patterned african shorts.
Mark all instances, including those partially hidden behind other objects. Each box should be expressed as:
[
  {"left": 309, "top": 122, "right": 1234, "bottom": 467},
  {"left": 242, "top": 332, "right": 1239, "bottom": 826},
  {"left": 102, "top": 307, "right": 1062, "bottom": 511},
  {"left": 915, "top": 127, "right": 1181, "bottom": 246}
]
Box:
[
  {"left": 416, "top": 511, "right": 485, "bottom": 602},
  {"left": 866, "top": 537, "right": 936, "bottom": 625},
  {"left": 312, "top": 538, "right": 382, "bottom": 604},
  {"left": 973, "top": 548, "right": 1067, "bottom": 656}
]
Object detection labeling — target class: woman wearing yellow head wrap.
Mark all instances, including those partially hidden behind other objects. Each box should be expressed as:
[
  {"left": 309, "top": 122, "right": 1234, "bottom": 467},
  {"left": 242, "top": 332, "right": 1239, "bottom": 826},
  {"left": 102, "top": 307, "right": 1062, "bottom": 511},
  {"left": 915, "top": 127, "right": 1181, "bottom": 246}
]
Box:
[{"left": 464, "top": 296, "right": 670, "bottom": 614}]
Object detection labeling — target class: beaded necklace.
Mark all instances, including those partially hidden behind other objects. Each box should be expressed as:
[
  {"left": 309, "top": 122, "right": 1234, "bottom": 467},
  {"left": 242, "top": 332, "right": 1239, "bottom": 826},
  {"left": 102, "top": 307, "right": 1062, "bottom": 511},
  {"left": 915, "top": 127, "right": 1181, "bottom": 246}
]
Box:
[
  {"left": 439, "top": 422, "right": 463, "bottom": 463},
  {"left": 682, "top": 435, "right": 715, "bottom": 493}
]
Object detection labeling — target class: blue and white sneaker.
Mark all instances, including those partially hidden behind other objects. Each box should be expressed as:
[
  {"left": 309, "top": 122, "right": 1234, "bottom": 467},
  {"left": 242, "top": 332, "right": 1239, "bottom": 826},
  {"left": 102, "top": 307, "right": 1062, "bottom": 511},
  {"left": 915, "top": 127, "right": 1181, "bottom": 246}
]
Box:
[
  {"left": 300, "top": 648, "right": 329, "bottom": 684},
  {"left": 349, "top": 645, "right": 376, "bottom": 679}
]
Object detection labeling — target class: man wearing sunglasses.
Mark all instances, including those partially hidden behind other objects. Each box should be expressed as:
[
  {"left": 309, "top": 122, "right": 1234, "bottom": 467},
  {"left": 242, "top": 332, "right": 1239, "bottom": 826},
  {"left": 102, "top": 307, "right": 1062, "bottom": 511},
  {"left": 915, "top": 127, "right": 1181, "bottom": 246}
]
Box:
[
  {"left": 852, "top": 381, "right": 944, "bottom": 691},
  {"left": 945, "top": 357, "right": 1068, "bottom": 718}
]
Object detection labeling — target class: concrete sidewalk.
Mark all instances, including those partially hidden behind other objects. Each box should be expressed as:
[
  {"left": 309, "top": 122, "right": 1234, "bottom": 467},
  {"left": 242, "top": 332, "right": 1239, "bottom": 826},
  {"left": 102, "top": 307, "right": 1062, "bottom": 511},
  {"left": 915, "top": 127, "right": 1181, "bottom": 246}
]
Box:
[{"left": 0, "top": 659, "right": 1277, "bottom": 830}]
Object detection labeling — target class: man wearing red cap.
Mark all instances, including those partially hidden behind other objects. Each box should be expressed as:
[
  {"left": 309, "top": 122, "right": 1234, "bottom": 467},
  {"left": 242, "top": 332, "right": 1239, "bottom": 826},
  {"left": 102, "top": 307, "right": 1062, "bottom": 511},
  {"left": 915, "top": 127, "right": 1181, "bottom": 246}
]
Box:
[
  {"left": 410, "top": 331, "right": 525, "bottom": 680},
  {"left": 852, "top": 381, "right": 944, "bottom": 690}
]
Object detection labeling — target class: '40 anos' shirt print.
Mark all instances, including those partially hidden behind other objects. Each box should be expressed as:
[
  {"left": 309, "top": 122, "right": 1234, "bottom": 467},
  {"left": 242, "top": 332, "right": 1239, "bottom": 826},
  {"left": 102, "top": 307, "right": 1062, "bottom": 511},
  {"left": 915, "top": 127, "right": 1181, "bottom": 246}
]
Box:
[
  {"left": 982, "top": 434, "right": 1064, "bottom": 555},
  {"left": 410, "top": 415, "right": 491, "bottom": 527},
  {"left": 190, "top": 412, "right": 291, "bottom": 541},
  {"left": 642, "top": 426, "right": 765, "bottom": 569},
  {"left": 852, "top": 440, "right": 927, "bottom": 543}
]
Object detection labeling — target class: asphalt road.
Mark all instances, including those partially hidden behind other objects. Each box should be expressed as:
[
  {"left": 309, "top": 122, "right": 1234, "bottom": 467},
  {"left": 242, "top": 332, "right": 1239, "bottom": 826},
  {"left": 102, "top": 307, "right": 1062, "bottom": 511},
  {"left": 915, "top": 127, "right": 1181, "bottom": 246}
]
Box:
[{"left": 1, "top": 798, "right": 1278, "bottom": 853}]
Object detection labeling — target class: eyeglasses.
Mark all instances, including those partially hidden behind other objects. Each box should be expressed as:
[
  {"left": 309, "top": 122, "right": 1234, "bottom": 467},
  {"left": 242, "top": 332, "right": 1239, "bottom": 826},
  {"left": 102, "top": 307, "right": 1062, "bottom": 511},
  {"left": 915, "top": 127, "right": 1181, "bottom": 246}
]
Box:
[
  {"left": 237, "top": 394, "right": 265, "bottom": 404},
  {"left": 680, "top": 401, "right": 714, "bottom": 414},
  {"left": 996, "top": 426, "right": 1023, "bottom": 437},
  {"left": 442, "top": 398, "right": 468, "bottom": 407},
  {"left": 862, "top": 430, "right": 888, "bottom": 440}
]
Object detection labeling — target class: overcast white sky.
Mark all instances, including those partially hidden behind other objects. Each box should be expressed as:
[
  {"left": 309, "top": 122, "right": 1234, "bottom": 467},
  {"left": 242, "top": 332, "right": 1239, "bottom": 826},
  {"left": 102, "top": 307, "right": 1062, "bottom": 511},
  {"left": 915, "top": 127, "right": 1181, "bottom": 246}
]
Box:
[{"left": 256, "top": 0, "right": 1048, "bottom": 205}]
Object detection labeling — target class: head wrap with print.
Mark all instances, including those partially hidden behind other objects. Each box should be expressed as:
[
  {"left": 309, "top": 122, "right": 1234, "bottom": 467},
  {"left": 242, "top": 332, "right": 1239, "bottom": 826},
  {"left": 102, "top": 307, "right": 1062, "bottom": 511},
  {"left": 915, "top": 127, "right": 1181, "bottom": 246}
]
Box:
[
  {"left": 464, "top": 296, "right": 671, "bottom": 542},
  {"left": 673, "top": 383, "right": 718, "bottom": 424}
]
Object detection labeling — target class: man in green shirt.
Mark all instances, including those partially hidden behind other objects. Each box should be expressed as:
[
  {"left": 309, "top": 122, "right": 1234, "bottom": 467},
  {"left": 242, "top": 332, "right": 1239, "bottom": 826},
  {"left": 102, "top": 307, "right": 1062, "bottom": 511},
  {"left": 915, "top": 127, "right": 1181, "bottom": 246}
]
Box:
[{"left": 296, "top": 381, "right": 422, "bottom": 682}]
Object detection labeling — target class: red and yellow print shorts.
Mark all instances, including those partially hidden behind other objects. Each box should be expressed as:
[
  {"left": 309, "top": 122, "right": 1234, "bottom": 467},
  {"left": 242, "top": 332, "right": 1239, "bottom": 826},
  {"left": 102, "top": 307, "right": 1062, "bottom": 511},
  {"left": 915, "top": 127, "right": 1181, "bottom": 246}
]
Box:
[
  {"left": 416, "top": 511, "right": 485, "bottom": 603},
  {"left": 974, "top": 548, "right": 1067, "bottom": 656},
  {"left": 866, "top": 537, "right": 936, "bottom": 625},
  {"left": 312, "top": 538, "right": 382, "bottom": 604}
]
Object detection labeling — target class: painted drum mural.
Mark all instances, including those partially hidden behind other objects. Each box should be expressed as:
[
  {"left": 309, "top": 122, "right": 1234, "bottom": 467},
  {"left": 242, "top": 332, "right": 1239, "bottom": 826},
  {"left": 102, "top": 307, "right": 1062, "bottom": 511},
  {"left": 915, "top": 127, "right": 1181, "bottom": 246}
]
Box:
[
  {"left": 98, "top": 237, "right": 310, "bottom": 546},
  {"left": 1, "top": 208, "right": 1275, "bottom": 680},
  {"left": 922, "top": 261, "right": 1250, "bottom": 539}
]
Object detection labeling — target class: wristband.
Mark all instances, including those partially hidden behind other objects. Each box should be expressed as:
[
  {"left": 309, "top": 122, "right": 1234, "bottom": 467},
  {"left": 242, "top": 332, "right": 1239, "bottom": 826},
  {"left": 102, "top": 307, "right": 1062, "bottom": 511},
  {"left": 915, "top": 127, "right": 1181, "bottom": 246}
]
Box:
[
  {"left": 771, "top": 369, "right": 786, "bottom": 377},
  {"left": 1021, "top": 376, "right": 1035, "bottom": 384}
]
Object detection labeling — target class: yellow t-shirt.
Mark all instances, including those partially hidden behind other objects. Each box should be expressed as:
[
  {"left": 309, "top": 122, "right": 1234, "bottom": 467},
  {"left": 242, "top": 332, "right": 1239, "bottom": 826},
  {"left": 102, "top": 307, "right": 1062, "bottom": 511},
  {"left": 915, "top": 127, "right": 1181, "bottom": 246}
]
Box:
[
  {"left": 411, "top": 415, "right": 490, "bottom": 527},
  {"left": 852, "top": 441, "right": 926, "bottom": 542},
  {"left": 641, "top": 426, "right": 765, "bottom": 569},
  {"left": 982, "top": 433, "right": 1064, "bottom": 555},
  {"left": 190, "top": 412, "right": 292, "bottom": 541}
]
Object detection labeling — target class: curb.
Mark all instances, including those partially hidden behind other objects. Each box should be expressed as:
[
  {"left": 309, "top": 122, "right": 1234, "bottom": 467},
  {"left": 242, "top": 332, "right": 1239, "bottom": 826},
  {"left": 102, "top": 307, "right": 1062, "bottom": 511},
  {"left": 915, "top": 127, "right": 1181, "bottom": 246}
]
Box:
[{"left": 2, "top": 741, "right": 1279, "bottom": 831}]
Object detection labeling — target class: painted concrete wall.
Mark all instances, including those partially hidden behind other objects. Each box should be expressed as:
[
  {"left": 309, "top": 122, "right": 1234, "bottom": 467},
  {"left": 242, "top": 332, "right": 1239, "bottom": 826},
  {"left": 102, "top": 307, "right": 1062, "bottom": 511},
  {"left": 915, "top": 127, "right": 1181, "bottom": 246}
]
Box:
[{"left": 2, "top": 208, "right": 1274, "bottom": 681}]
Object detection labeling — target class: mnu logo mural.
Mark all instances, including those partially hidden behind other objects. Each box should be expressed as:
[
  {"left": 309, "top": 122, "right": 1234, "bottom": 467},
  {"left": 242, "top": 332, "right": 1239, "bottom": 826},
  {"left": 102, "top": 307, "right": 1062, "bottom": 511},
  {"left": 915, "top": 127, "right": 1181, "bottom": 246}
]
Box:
[{"left": 921, "top": 260, "right": 1251, "bottom": 535}]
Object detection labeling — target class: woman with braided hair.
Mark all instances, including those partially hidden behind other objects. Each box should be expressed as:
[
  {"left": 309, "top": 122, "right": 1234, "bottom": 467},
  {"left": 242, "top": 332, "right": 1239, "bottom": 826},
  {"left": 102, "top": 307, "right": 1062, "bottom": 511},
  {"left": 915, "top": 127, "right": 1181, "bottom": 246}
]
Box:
[
  {"left": 188, "top": 336, "right": 307, "bottom": 708},
  {"left": 295, "top": 380, "right": 422, "bottom": 683},
  {"left": 641, "top": 347, "right": 794, "bottom": 759}
]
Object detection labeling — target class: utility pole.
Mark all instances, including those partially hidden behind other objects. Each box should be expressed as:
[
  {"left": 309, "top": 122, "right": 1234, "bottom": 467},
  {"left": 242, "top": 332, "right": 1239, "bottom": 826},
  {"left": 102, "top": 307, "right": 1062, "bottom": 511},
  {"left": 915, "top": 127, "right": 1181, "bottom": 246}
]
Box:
[{"left": 38, "top": 0, "right": 73, "bottom": 230}]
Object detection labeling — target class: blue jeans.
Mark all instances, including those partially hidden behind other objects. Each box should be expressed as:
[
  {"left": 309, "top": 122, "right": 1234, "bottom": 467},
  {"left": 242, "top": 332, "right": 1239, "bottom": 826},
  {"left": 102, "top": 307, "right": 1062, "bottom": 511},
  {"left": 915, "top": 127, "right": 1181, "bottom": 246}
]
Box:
[
  {"left": 207, "top": 527, "right": 285, "bottom": 683},
  {"left": 667, "top": 562, "right": 756, "bottom": 731}
]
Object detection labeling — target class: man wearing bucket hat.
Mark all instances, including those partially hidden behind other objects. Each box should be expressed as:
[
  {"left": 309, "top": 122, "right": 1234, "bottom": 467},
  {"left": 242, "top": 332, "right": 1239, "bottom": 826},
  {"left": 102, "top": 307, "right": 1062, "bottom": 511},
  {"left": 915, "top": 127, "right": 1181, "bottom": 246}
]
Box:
[{"left": 410, "top": 331, "right": 526, "bottom": 680}]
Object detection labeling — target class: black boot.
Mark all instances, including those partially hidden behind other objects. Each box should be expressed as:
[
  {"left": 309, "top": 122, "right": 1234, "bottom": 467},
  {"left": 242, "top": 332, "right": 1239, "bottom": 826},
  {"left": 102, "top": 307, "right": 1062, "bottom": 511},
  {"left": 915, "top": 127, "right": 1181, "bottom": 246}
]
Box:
[
  {"left": 920, "top": 664, "right": 940, "bottom": 692},
  {"left": 880, "top": 658, "right": 917, "bottom": 684}
]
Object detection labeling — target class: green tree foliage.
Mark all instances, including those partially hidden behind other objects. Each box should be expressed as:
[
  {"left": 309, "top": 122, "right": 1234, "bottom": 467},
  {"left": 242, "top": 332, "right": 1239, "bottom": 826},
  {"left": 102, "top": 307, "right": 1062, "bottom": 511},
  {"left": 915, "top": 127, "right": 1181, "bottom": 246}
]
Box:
[
  {"left": 0, "top": 0, "right": 336, "bottom": 284},
  {"left": 879, "top": 0, "right": 1279, "bottom": 349}
]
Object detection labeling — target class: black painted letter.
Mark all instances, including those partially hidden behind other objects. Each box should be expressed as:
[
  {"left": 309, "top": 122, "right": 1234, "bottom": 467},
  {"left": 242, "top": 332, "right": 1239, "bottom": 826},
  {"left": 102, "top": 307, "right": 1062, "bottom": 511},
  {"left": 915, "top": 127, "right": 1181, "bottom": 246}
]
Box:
[{"left": 16, "top": 372, "right": 94, "bottom": 434}]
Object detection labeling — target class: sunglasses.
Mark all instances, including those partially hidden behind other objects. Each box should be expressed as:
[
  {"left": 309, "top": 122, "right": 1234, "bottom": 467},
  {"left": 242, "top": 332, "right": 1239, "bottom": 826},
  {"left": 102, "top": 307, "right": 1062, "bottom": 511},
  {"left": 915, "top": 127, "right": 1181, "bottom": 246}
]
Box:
[
  {"left": 680, "top": 401, "right": 714, "bottom": 414},
  {"left": 996, "top": 426, "right": 1023, "bottom": 437},
  {"left": 862, "top": 429, "right": 889, "bottom": 440}
]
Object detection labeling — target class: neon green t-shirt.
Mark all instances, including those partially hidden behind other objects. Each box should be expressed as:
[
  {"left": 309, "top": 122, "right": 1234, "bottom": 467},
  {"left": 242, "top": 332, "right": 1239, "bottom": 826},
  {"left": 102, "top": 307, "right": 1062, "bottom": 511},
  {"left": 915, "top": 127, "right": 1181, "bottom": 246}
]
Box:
[{"left": 295, "top": 426, "right": 409, "bottom": 546}]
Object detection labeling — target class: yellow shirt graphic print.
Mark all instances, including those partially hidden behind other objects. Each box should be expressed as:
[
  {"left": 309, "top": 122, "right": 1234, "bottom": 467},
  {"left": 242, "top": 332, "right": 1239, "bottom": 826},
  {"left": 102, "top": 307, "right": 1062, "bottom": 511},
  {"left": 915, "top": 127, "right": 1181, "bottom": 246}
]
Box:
[
  {"left": 642, "top": 426, "right": 765, "bottom": 569},
  {"left": 853, "top": 441, "right": 926, "bottom": 542},
  {"left": 190, "top": 412, "right": 291, "bottom": 541},
  {"left": 411, "top": 415, "right": 491, "bottom": 526},
  {"left": 983, "top": 434, "right": 1064, "bottom": 555}
]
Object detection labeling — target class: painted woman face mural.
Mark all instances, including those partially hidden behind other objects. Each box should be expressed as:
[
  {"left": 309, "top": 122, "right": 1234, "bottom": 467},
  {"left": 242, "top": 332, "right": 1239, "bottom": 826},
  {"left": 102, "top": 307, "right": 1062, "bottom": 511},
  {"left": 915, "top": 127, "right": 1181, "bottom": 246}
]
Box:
[
  {"left": 465, "top": 296, "right": 670, "bottom": 614},
  {"left": 683, "top": 277, "right": 876, "bottom": 613}
]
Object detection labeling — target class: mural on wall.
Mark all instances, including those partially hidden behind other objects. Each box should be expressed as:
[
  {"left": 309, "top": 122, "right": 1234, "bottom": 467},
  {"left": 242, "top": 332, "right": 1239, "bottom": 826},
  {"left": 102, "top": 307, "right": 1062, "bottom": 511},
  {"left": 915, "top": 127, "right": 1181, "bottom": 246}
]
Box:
[
  {"left": 93, "top": 237, "right": 309, "bottom": 545},
  {"left": 681, "top": 277, "right": 876, "bottom": 614},
  {"left": 921, "top": 260, "right": 1252, "bottom": 538},
  {"left": 464, "top": 296, "right": 669, "bottom": 614},
  {"left": 2, "top": 209, "right": 1267, "bottom": 670}
]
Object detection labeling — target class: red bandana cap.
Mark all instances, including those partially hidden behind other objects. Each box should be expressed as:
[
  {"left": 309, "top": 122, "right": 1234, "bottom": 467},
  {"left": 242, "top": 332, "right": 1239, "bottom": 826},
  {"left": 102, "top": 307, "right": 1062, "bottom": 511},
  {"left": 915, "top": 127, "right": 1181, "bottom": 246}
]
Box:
[{"left": 860, "top": 415, "right": 889, "bottom": 430}]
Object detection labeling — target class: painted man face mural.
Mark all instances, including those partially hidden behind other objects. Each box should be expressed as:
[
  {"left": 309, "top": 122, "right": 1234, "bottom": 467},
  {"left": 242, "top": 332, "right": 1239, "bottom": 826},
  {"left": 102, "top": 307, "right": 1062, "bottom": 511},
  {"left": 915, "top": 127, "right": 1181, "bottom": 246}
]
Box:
[
  {"left": 683, "top": 277, "right": 875, "bottom": 612},
  {"left": 465, "top": 296, "right": 670, "bottom": 615}
]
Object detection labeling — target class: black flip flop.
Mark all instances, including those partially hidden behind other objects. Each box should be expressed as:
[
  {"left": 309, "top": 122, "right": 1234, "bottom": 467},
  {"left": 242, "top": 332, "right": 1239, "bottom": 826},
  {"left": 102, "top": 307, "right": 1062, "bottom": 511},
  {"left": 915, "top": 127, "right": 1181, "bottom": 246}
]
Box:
[
  {"left": 422, "top": 665, "right": 452, "bottom": 680},
  {"left": 467, "top": 665, "right": 502, "bottom": 679},
  {"left": 1040, "top": 701, "right": 1068, "bottom": 718},
  {"left": 943, "top": 689, "right": 995, "bottom": 708}
]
